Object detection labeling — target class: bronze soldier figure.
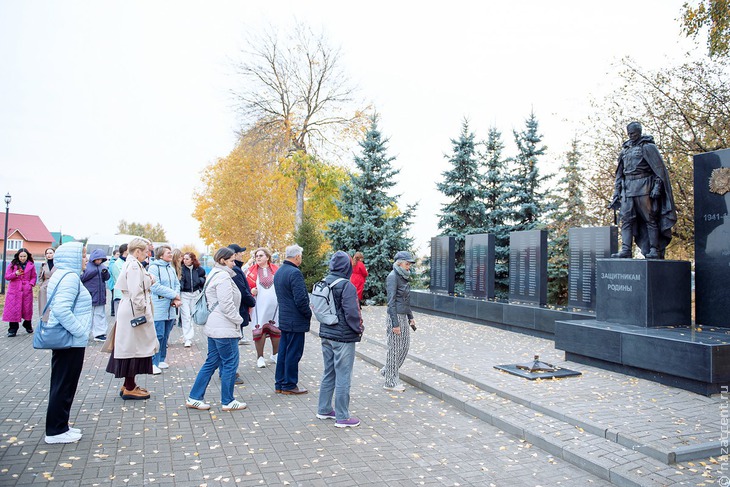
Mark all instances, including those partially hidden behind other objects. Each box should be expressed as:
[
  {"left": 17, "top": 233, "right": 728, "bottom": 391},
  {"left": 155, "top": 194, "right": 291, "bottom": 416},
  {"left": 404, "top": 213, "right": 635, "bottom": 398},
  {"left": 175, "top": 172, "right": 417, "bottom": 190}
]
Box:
[{"left": 608, "top": 122, "right": 677, "bottom": 259}]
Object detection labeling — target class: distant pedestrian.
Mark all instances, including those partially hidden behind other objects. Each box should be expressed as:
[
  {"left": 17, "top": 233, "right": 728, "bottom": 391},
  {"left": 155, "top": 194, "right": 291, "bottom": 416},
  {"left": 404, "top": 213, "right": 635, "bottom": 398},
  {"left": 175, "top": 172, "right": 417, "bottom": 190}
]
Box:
[
  {"left": 37, "top": 247, "right": 56, "bottom": 323},
  {"left": 349, "top": 251, "right": 368, "bottom": 305},
  {"left": 171, "top": 248, "right": 183, "bottom": 328},
  {"left": 108, "top": 244, "right": 128, "bottom": 317},
  {"left": 179, "top": 251, "right": 206, "bottom": 347},
  {"left": 316, "top": 250, "right": 363, "bottom": 428},
  {"left": 383, "top": 251, "right": 416, "bottom": 393},
  {"left": 106, "top": 238, "right": 157, "bottom": 400},
  {"left": 107, "top": 250, "right": 120, "bottom": 317},
  {"left": 42, "top": 242, "right": 92, "bottom": 444},
  {"left": 186, "top": 247, "right": 246, "bottom": 412},
  {"left": 3, "top": 248, "right": 37, "bottom": 337},
  {"left": 246, "top": 247, "right": 280, "bottom": 368},
  {"left": 148, "top": 245, "right": 181, "bottom": 374},
  {"left": 273, "top": 244, "right": 312, "bottom": 395},
  {"left": 81, "top": 249, "right": 111, "bottom": 341}
]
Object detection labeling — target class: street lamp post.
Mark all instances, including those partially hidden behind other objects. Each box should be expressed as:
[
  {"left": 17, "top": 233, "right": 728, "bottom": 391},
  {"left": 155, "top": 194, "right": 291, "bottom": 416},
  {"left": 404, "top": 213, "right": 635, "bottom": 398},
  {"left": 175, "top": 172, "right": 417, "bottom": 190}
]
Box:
[{"left": 1, "top": 193, "right": 11, "bottom": 295}]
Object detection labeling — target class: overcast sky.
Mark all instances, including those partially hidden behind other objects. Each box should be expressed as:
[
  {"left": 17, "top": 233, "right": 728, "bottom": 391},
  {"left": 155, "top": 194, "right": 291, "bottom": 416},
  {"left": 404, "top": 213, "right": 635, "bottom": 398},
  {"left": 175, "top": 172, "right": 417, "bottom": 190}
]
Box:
[{"left": 0, "top": 1, "right": 697, "bottom": 254}]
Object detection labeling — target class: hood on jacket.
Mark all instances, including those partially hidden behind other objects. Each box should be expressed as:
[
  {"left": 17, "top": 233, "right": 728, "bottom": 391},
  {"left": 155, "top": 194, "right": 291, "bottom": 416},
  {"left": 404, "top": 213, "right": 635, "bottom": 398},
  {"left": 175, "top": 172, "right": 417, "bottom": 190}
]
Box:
[
  {"left": 88, "top": 248, "right": 108, "bottom": 263},
  {"left": 150, "top": 258, "right": 170, "bottom": 268},
  {"left": 329, "top": 251, "right": 353, "bottom": 279},
  {"left": 54, "top": 242, "right": 85, "bottom": 274}
]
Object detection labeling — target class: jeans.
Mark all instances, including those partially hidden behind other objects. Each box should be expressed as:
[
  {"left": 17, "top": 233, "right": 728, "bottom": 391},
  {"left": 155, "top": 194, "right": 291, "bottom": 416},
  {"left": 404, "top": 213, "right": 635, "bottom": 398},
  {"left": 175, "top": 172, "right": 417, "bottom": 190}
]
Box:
[
  {"left": 180, "top": 291, "right": 198, "bottom": 342},
  {"left": 274, "top": 331, "right": 305, "bottom": 391},
  {"left": 189, "top": 337, "right": 239, "bottom": 405},
  {"left": 152, "top": 319, "right": 175, "bottom": 366},
  {"left": 317, "top": 339, "right": 356, "bottom": 421}
]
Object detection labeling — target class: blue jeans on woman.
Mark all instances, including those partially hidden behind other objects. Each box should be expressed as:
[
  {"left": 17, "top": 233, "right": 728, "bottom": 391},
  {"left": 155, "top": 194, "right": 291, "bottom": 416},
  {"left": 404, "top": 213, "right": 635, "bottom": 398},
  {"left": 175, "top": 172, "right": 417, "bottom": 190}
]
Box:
[
  {"left": 317, "top": 339, "right": 356, "bottom": 421},
  {"left": 189, "top": 337, "right": 240, "bottom": 405},
  {"left": 153, "top": 319, "right": 175, "bottom": 366}
]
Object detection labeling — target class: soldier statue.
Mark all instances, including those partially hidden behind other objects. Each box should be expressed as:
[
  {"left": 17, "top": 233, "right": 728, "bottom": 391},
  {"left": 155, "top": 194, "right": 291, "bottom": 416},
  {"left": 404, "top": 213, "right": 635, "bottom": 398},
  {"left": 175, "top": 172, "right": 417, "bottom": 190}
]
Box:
[{"left": 608, "top": 121, "right": 677, "bottom": 259}]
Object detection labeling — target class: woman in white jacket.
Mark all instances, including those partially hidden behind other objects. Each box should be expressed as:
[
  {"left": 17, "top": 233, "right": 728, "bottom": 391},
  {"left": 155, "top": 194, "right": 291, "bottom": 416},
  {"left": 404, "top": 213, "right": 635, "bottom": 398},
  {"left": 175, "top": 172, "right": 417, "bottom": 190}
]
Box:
[{"left": 186, "top": 247, "right": 246, "bottom": 412}]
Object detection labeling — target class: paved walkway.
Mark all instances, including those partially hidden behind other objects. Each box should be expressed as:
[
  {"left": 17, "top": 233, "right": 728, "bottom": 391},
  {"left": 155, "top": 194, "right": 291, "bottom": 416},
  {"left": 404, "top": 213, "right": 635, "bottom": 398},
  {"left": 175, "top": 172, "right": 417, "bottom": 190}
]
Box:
[{"left": 0, "top": 304, "right": 725, "bottom": 486}]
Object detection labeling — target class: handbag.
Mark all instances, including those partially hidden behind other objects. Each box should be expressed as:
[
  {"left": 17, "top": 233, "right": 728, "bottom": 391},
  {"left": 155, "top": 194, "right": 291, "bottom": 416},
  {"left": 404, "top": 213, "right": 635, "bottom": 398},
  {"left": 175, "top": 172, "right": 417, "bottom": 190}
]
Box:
[
  {"left": 192, "top": 271, "right": 221, "bottom": 325},
  {"left": 101, "top": 321, "right": 116, "bottom": 353},
  {"left": 33, "top": 273, "right": 79, "bottom": 350}
]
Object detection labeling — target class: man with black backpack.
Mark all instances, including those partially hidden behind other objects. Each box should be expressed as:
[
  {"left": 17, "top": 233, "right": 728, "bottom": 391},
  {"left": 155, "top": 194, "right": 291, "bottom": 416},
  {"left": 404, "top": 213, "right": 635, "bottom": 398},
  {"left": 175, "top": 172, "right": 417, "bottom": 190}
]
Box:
[{"left": 315, "top": 250, "right": 363, "bottom": 428}]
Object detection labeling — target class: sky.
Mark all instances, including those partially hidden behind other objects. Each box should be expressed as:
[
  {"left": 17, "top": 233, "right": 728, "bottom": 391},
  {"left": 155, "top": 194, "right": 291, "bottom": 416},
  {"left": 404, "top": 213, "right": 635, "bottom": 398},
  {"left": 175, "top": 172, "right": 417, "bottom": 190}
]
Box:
[{"left": 0, "top": 0, "right": 698, "bottom": 255}]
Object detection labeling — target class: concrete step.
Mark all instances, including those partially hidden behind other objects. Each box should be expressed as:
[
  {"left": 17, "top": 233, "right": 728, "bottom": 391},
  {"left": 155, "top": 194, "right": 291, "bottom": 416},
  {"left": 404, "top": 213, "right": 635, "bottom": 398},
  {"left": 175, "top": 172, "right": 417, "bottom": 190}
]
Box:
[{"left": 336, "top": 332, "right": 692, "bottom": 486}]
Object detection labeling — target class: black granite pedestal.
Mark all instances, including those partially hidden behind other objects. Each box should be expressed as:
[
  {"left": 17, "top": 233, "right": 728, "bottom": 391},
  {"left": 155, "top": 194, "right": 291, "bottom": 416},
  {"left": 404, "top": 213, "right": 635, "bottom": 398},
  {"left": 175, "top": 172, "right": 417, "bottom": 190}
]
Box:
[
  {"left": 555, "top": 320, "right": 730, "bottom": 395},
  {"left": 596, "top": 259, "right": 691, "bottom": 327}
]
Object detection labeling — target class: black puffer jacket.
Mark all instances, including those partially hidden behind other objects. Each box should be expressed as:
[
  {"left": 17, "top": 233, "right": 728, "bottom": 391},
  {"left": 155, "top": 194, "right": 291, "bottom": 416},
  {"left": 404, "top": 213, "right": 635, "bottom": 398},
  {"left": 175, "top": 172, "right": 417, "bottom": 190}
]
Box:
[{"left": 180, "top": 265, "right": 206, "bottom": 293}]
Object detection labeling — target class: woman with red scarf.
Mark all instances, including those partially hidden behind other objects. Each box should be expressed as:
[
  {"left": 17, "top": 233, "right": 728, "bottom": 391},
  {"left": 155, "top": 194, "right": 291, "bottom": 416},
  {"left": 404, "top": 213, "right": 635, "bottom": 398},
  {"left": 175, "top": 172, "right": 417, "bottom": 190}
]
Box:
[{"left": 245, "top": 248, "right": 280, "bottom": 368}]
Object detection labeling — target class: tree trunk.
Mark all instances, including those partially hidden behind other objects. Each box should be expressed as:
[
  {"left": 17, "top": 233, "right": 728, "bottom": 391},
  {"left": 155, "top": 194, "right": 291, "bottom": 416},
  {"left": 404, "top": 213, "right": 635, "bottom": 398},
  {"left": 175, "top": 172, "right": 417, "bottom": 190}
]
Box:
[{"left": 295, "top": 178, "right": 305, "bottom": 232}]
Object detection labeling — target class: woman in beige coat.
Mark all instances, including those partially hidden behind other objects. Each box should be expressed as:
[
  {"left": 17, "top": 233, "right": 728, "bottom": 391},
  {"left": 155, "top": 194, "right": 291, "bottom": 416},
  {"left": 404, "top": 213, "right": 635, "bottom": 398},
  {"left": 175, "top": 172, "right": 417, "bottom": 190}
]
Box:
[
  {"left": 186, "top": 247, "right": 246, "bottom": 412},
  {"left": 106, "top": 238, "right": 158, "bottom": 400}
]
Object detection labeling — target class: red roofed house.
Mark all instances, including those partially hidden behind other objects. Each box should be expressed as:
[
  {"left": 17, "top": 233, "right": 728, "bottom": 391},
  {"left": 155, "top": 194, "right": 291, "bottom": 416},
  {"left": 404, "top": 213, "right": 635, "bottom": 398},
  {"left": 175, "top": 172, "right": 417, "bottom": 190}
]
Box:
[{"left": 1, "top": 213, "right": 54, "bottom": 260}]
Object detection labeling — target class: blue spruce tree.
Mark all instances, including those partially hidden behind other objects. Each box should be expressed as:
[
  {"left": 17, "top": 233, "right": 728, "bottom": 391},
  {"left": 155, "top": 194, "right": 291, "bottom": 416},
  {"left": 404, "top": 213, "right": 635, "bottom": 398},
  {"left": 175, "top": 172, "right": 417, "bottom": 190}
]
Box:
[
  {"left": 436, "top": 119, "right": 486, "bottom": 294},
  {"left": 480, "top": 126, "right": 512, "bottom": 297},
  {"left": 548, "top": 137, "right": 589, "bottom": 304},
  {"left": 509, "top": 111, "right": 553, "bottom": 232},
  {"left": 327, "top": 116, "right": 416, "bottom": 304}
]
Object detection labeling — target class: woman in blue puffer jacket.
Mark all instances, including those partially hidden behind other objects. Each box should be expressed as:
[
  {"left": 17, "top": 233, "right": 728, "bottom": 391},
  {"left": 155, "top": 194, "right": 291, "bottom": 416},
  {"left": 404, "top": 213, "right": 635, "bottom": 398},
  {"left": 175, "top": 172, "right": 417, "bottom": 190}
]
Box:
[{"left": 43, "top": 241, "right": 92, "bottom": 445}]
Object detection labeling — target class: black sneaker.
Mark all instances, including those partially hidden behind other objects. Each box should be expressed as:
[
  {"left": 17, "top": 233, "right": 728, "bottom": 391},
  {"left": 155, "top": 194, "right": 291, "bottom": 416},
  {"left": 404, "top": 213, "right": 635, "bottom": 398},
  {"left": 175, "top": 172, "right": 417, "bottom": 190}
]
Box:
[
  {"left": 7, "top": 331, "right": 16, "bottom": 337},
  {"left": 94, "top": 335, "right": 107, "bottom": 342}
]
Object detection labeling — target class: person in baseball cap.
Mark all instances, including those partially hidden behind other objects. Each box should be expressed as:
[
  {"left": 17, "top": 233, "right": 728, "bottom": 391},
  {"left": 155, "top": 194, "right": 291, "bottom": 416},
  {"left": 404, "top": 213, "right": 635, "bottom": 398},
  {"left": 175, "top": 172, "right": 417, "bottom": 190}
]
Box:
[{"left": 393, "top": 250, "right": 416, "bottom": 263}]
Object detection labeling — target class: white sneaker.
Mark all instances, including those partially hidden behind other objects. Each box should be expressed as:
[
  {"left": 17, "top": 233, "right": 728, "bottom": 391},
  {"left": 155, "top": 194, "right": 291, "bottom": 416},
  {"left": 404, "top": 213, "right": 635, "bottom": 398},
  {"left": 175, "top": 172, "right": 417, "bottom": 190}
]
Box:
[
  {"left": 383, "top": 384, "right": 406, "bottom": 392},
  {"left": 68, "top": 427, "right": 81, "bottom": 434},
  {"left": 222, "top": 400, "right": 247, "bottom": 411},
  {"left": 184, "top": 340, "right": 192, "bottom": 347},
  {"left": 239, "top": 337, "right": 250, "bottom": 345},
  {"left": 158, "top": 362, "right": 169, "bottom": 369},
  {"left": 45, "top": 430, "right": 82, "bottom": 444},
  {"left": 269, "top": 353, "right": 278, "bottom": 364},
  {"left": 185, "top": 397, "right": 211, "bottom": 410},
  {"left": 152, "top": 365, "right": 162, "bottom": 375},
  {"left": 257, "top": 356, "right": 266, "bottom": 368}
]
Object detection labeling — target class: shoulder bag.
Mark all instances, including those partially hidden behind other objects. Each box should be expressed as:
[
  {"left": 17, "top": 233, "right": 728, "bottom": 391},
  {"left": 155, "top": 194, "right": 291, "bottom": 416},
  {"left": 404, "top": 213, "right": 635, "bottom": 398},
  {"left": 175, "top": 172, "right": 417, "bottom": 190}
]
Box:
[{"left": 33, "top": 272, "right": 78, "bottom": 350}]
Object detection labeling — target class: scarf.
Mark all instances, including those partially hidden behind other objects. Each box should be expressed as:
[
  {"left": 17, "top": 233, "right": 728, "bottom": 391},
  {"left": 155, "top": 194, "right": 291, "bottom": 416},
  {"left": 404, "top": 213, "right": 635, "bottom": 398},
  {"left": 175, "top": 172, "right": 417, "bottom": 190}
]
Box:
[
  {"left": 393, "top": 262, "right": 411, "bottom": 280},
  {"left": 47, "top": 259, "right": 54, "bottom": 271}
]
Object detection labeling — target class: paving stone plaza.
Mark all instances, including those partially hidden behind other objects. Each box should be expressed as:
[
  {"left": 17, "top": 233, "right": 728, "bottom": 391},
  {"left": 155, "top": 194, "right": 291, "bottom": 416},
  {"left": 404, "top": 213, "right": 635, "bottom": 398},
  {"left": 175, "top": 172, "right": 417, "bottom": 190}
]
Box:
[{"left": 0, "top": 306, "right": 726, "bottom": 486}]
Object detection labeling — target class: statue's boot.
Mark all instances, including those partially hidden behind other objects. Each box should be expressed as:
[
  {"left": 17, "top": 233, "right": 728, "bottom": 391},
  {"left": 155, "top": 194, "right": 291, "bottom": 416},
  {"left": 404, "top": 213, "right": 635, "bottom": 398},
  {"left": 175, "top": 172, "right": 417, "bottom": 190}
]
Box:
[
  {"left": 645, "top": 225, "right": 660, "bottom": 259},
  {"left": 645, "top": 248, "right": 659, "bottom": 259},
  {"left": 611, "top": 228, "right": 633, "bottom": 258}
]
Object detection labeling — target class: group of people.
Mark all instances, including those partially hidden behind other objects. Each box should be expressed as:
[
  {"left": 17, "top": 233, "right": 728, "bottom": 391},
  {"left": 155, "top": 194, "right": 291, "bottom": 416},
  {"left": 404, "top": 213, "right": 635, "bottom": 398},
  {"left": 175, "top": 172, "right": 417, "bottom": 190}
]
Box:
[{"left": 2, "top": 238, "right": 418, "bottom": 442}]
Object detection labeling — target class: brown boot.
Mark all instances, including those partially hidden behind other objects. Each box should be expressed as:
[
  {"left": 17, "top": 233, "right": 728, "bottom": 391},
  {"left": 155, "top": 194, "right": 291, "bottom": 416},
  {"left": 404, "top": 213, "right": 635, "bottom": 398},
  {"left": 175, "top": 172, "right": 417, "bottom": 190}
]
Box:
[{"left": 122, "top": 386, "right": 151, "bottom": 400}]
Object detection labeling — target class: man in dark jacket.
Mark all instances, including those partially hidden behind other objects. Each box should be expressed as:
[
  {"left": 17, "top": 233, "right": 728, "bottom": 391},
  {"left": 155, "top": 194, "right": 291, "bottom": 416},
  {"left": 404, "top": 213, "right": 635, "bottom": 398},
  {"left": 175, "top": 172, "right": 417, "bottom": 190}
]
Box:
[
  {"left": 316, "top": 250, "right": 363, "bottom": 427},
  {"left": 228, "top": 244, "right": 257, "bottom": 344},
  {"left": 273, "top": 244, "right": 312, "bottom": 395}
]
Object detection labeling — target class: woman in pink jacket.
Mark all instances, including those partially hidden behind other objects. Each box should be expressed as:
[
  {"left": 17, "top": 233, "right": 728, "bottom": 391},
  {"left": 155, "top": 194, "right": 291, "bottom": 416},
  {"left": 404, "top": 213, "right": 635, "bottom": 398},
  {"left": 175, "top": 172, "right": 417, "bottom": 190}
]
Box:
[{"left": 4, "top": 248, "right": 37, "bottom": 337}]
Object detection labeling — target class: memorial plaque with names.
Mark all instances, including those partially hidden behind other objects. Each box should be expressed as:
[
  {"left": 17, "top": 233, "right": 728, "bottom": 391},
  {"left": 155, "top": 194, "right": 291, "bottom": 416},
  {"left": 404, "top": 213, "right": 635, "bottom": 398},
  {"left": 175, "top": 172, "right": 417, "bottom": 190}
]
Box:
[
  {"left": 694, "top": 148, "right": 730, "bottom": 327},
  {"left": 464, "top": 233, "right": 495, "bottom": 299},
  {"left": 430, "top": 236, "right": 455, "bottom": 294},
  {"left": 508, "top": 230, "right": 547, "bottom": 305},
  {"left": 568, "top": 227, "right": 618, "bottom": 310}
]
